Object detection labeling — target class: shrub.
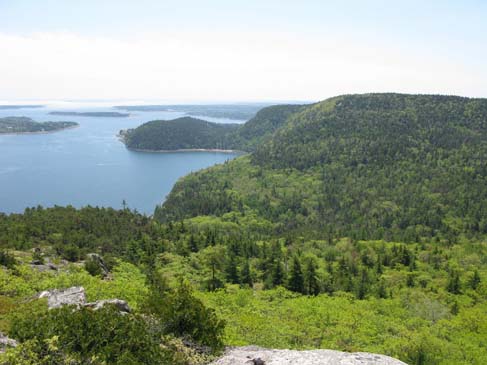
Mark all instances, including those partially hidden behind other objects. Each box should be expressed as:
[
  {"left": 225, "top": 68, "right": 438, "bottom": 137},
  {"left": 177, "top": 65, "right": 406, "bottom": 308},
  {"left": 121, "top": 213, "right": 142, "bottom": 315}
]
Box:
[
  {"left": 9, "top": 305, "right": 171, "bottom": 364},
  {"left": 0, "top": 251, "right": 16, "bottom": 270},
  {"left": 144, "top": 280, "right": 225, "bottom": 351}
]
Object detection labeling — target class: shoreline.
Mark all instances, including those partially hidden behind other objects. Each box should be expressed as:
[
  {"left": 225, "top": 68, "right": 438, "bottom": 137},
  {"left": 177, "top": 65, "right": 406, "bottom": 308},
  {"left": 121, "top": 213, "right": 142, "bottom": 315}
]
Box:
[
  {"left": 127, "top": 146, "right": 246, "bottom": 154},
  {"left": 0, "top": 124, "right": 79, "bottom": 136}
]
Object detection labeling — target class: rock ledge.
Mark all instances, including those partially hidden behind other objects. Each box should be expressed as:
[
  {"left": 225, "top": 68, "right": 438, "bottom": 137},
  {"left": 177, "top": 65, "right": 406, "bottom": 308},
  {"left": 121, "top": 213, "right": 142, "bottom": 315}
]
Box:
[{"left": 210, "top": 346, "right": 408, "bottom": 365}]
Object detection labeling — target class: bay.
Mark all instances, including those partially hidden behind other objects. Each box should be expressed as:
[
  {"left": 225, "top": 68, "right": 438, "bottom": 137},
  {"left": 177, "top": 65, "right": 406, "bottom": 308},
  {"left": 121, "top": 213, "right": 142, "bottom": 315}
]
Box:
[{"left": 0, "top": 103, "right": 242, "bottom": 215}]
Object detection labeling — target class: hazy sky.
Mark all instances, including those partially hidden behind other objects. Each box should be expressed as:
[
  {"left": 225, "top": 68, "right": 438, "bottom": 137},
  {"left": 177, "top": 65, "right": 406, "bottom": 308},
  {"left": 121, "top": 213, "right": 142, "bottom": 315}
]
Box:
[{"left": 1, "top": 0, "right": 486, "bottom": 102}]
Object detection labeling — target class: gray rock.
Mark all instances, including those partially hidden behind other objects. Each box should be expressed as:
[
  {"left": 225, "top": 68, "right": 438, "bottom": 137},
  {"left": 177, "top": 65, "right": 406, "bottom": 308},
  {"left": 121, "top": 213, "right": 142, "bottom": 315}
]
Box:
[
  {"left": 0, "top": 332, "right": 18, "bottom": 353},
  {"left": 86, "top": 253, "right": 109, "bottom": 276},
  {"left": 39, "top": 286, "right": 86, "bottom": 309},
  {"left": 85, "top": 299, "right": 131, "bottom": 313},
  {"left": 211, "top": 346, "right": 408, "bottom": 365},
  {"left": 38, "top": 286, "right": 131, "bottom": 313},
  {"left": 30, "top": 262, "right": 58, "bottom": 272}
]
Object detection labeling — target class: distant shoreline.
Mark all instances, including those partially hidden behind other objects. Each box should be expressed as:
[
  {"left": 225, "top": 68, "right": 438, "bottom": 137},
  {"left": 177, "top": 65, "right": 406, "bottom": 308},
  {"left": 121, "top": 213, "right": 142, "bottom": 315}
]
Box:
[
  {"left": 49, "top": 111, "right": 130, "bottom": 118},
  {"left": 0, "top": 124, "right": 79, "bottom": 136},
  {"left": 126, "top": 146, "right": 245, "bottom": 154}
]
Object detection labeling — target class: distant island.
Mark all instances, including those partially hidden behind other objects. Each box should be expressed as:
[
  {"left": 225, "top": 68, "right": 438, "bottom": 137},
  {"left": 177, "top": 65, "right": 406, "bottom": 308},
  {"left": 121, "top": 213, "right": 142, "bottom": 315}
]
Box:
[
  {"left": 0, "top": 105, "right": 44, "bottom": 110},
  {"left": 114, "top": 104, "right": 269, "bottom": 121},
  {"left": 119, "top": 105, "right": 305, "bottom": 152},
  {"left": 0, "top": 117, "right": 78, "bottom": 134},
  {"left": 49, "top": 111, "right": 130, "bottom": 118}
]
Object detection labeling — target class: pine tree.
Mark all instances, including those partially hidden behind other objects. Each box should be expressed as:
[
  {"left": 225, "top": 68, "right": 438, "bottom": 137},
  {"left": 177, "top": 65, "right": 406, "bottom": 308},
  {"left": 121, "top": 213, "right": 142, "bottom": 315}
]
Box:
[
  {"left": 225, "top": 253, "right": 240, "bottom": 284},
  {"left": 470, "top": 270, "right": 481, "bottom": 290},
  {"left": 240, "top": 259, "right": 253, "bottom": 287},
  {"left": 447, "top": 270, "right": 461, "bottom": 294},
  {"left": 287, "top": 255, "right": 304, "bottom": 293},
  {"left": 304, "top": 258, "right": 320, "bottom": 295},
  {"left": 274, "top": 259, "right": 285, "bottom": 286}
]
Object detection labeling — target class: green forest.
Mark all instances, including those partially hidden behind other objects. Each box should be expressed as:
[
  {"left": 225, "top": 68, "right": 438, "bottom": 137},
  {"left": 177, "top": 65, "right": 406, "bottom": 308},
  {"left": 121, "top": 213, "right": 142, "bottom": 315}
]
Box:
[
  {"left": 2, "top": 93, "right": 487, "bottom": 364},
  {"left": 121, "top": 117, "right": 240, "bottom": 151}
]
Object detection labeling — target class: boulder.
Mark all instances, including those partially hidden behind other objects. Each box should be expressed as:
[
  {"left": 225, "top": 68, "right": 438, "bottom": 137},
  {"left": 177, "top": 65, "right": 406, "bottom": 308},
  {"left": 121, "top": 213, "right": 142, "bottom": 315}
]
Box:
[
  {"left": 30, "top": 262, "right": 58, "bottom": 272},
  {"left": 86, "top": 253, "right": 109, "bottom": 276},
  {"left": 39, "top": 286, "right": 86, "bottom": 309},
  {"left": 38, "top": 286, "right": 131, "bottom": 313},
  {"left": 210, "top": 346, "right": 408, "bottom": 365},
  {"left": 85, "top": 299, "right": 131, "bottom": 313},
  {"left": 0, "top": 332, "right": 18, "bottom": 353}
]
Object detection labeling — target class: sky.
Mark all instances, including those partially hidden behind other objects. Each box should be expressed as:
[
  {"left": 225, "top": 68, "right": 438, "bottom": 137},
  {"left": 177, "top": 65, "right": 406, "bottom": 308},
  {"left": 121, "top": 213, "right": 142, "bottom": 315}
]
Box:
[{"left": 0, "top": 0, "right": 486, "bottom": 102}]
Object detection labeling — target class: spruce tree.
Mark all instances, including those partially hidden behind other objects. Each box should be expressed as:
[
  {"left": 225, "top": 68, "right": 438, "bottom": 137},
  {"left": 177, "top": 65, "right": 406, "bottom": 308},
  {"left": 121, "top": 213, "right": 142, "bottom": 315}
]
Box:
[
  {"left": 240, "top": 259, "right": 253, "bottom": 287},
  {"left": 304, "top": 258, "right": 320, "bottom": 295},
  {"left": 287, "top": 255, "right": 304, "bottom": 293}
]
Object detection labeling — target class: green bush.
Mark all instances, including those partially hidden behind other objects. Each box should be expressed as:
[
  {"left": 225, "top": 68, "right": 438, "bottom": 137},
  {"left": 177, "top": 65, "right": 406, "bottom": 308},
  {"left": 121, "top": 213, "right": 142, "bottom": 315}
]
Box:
[
  {"left": 0, "top": 251, "right": 16, "bottom": 270},
  {"left": 144, "top": 280, "right": 225, "bottom": 351},
  {"left": 9, "top": 305, "right": 171, "bottom": 365}
]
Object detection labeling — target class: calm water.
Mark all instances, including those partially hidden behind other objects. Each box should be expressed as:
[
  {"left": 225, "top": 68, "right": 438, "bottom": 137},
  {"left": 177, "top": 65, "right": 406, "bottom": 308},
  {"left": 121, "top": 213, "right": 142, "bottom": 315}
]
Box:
[{"left": 0, "top": 104, "right": 242, "bottom": 215}]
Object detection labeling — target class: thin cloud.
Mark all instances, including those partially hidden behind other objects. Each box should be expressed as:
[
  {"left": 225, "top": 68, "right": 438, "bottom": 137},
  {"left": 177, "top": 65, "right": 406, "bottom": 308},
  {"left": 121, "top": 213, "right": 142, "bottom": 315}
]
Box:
[{"left": 0, "top": 31, "right": 484, "bottom": 101}]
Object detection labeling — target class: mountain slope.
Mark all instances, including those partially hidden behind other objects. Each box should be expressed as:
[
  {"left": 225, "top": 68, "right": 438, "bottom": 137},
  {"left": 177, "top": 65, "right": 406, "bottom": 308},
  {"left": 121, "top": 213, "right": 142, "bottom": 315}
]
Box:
[{"left": 156, "top": 93, "right": 487, "bottom": 242}]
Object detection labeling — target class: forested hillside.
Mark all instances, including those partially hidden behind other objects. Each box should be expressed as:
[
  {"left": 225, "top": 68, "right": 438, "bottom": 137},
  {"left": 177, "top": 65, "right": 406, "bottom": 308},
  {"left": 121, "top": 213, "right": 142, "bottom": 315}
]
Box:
[{"left": 157, "top": 94, "right": 487, "bottom": 243}]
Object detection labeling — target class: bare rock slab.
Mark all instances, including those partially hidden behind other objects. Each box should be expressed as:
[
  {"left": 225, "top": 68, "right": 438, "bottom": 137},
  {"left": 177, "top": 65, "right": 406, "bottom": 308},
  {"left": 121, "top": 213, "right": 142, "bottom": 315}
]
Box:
[
  {"left": 39, "top": 286, "right": 86, "bottom": 309},
  {"left": 211, "top": 346, "right": 408, "bottom": 365}
]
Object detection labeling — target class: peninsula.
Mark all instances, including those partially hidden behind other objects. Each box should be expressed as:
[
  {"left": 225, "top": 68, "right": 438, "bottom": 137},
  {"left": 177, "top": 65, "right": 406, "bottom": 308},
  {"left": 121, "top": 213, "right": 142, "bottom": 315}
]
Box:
[{"left": 0, "top": 116, "right": 78, "bottom": 134}]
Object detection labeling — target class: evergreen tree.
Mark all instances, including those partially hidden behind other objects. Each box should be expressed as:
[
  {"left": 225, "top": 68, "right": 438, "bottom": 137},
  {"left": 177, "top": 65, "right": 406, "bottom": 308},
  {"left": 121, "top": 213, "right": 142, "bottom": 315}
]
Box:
[
  {"left": 304, "top": 258, "right": 320, "bottom": 295},
  {"left": 447, "top": 270, "right": 461, "bottom": 294},
  {"left": 271, "top": 259, "right": 285, "bottom": 287},
  {"left": 287, "top": 255, "right": 304, "bottom": 293},
  {"left": 225, "top": 253, "right": 240, "bottom": 284},
  {"left": 240, "top": 259, "right": 253, "bottom": 287},
  {"left": 470, "top": 270, "right": 481, "bottom": 290}
]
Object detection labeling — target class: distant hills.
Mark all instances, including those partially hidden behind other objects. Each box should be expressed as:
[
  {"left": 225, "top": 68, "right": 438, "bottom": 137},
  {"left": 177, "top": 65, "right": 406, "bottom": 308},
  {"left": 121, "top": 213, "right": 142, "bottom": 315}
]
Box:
[
  {"left": 0, "top": 117, "right": 78, "bottom": 134},
  {"left": 49, "top": 111, "right": 130, "bottom": 118},
  {"left": 115, "top": 104, "right": 270, "bottom": 121},
  {"left": 0, "top": 105, "right": 44, "bottom": 110},
  {"left": 156, "top": 93, "right": 487, "bottom": 242}
]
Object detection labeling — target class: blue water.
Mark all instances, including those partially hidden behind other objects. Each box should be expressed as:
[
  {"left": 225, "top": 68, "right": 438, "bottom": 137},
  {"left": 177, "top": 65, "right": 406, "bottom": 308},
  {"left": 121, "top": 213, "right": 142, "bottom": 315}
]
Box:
[{"left": 0, "top": 104, "right": 242, "bottom": 215}]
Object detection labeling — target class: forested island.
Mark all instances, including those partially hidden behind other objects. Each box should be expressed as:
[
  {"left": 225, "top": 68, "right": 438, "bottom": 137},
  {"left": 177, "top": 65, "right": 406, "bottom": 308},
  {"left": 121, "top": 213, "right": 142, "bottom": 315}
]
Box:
[
  {"left": 120, "top": 117, "right": 241, "bottom": 151},
  {"left": 2, "top": 93, "right": 487, "bottom": 364},
  {"left": 0, "top": 116, "right": 78, "bottom": 134},
  {"left": 49, "top": 111, "right": 130, "bottom": 118},
  {"left": 115, "top": 103, "right": 269, "bottom": 121}
]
